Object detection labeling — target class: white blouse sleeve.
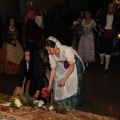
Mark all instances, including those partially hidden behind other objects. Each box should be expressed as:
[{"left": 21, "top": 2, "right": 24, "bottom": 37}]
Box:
[
  {"left": 49, "top": 55, "right": 57, "bottom": 68},
  {"left": 64, "top": 47, "right": 75, "bottom": 64}
]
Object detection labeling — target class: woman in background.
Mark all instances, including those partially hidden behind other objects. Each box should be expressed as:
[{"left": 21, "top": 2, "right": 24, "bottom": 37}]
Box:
[
  {"left": 45, "top": 36, "right": 85, "bottom": 109},
  {"left": 78, "top": 10, "right": 96, "bottom": 67},
  {"left": 0, "top": 17, "right": 23, "bottom": 74}
]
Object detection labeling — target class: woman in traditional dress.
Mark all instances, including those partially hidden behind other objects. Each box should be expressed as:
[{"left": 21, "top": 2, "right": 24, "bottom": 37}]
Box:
[
  {"left": 45, "top": 36, "right": 85, "bottom": 109},
  {"left": 78, "top": 10, "right": 96, "bottom": 67},
  {"left": 0, "top": 17, "right": 24, "bottom": 74}
]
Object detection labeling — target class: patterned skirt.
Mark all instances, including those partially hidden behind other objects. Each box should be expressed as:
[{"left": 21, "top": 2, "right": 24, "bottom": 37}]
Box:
[
  {"left": 78, "top": 34, "right": 95, "bottom": 62},
  {"left": 56, "top": 57, "right": 84, "bottom": 109},
  {"left": 0, "top": 41, "right": 24, "bottom": 74}
]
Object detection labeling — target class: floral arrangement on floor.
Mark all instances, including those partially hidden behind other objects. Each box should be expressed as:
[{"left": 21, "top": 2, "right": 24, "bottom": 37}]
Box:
[
  {"left": 33, "top": 87, "right": 73, "bottom": 114},
  {"left": 9, "top": 87, "right": 72, "bottom": 114},
  {"left": 50, "top": 93, "right": 72, "bottom": 115},
  {"left": 10, "top": 94, "right": 34, "bottom": 109},
  {"left": 0, "top": 113, "right": 16, "bottom": 120},
  {"left": 10, "top": 97, "right": 22, "bottom": 109}
]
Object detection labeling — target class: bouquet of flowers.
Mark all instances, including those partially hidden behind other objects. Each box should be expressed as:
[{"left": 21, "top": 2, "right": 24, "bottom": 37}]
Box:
[
  {"left": 33, "top": 87, "right": 72, "bottom": 114},
  {"left": 41, "top": 87, "right": 50, "bottom": 98},
  {"left": 71, "top": 21, "right": 83, "bottom": 32},
  {"left": 10, "top": 96, "right": 22, "bottom": 109},
  {"left": 33, "top": 100, "right": 45, "bottom": 108},
  {"left": 17, "top": 94, "right": 33, "bottom": 106},
  {"left": 50, "top": 94, "right": 72, "bottom": 114},
  {"left": 10, "top": 94, "right": 34, "bottom": 109},
  {"left": 10, "top": 88, "right": 72, "bottom": 115},
  {"left": 41, "top": 88, "right": 72, "bottom": 114}
]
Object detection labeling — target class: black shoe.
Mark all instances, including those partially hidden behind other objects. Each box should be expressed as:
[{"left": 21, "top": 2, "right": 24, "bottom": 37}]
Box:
[{"left": 105, "top": 69, "right": 109, "bottom": 73}]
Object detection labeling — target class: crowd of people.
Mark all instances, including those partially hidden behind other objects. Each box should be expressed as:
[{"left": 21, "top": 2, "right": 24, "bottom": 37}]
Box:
[
  {"left": 0, "top": 2, "right": 120, "bottom": 110},
  {"left": 72, "top": 3, "right": 120, "bottom": 73}
]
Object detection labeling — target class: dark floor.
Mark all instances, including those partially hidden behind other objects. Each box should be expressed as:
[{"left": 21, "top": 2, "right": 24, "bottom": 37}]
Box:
[
  {"left": 78, "top": 55, "right": 120, "bottom": 119},
  {"left": 0, "top": 55, "right": 120, "bottom": 119}
]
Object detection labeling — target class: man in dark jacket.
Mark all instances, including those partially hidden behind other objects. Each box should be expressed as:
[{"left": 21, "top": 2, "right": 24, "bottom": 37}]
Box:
[{"left": 98, "top": 3, "right": 120, "bottom": 72}]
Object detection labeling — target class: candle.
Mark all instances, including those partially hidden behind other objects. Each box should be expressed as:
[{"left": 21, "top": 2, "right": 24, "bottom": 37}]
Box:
[{"left": 117, "top": 33, "right": 120, "bottom": 39}]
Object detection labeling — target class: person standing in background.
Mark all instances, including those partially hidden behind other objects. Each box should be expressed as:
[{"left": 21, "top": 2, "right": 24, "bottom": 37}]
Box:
[
  {"left": 78, "top": 10, "right": 96, "bottom": 67},
  {"left": 98, "top": 3, "right": 120, "bottom": 73},
  {"left": 24, "top": 10, "right": 42, "bottom": 51},
  {"left": 0, "top": 17, "right": 23, "bottom": 74}
]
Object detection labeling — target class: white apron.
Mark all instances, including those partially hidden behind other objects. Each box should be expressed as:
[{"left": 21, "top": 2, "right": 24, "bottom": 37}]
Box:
[{"left": 54, "top": 61, "right": 78, "bottom": 101}]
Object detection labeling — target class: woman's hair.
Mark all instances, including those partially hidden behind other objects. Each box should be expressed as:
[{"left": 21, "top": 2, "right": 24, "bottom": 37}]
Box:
[
  {"left": 3, "top": 16, "right": 16, "bottom": 34},
  {"left": 45, "top": 40, "right": 56, "bottom": 48},
  {"left": 24, "top": 49, "right": 30, "bottom": 60},
  {"left": 5, "top": 16, "right": 15, "bottom": 27},
  {"left": 24, "top": 48, "right": 30, "bottom": 53},
  {"left": 85, "top": 9, "right": 92, "bottom": 14}
]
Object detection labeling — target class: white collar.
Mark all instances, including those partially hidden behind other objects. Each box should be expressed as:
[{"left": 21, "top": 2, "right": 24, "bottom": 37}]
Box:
[{"left": 9, "top": 27, "right": 15, "bottom": 31}]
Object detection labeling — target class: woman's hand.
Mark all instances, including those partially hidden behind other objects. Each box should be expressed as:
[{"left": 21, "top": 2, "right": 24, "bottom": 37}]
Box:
[
  {"left": 13, "top": 87, "right": 21, "bottom": 96},
  {"left": 33, "top": 90, "right": 40, "bottom": 99},
  {"left": 58, "top": 79, "right": 65, "bottom": 87},
  {"left": 47, "top": 85, "right": 52, "bottom": 92}
]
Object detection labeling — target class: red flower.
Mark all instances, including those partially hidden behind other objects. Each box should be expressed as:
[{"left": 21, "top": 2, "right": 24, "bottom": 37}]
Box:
[{"left": 41, "top": 87, "right": 50, "bottom": 98}]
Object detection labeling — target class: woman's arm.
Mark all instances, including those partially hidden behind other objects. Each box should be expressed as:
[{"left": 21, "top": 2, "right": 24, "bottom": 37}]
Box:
[
  {"left": 13, "top": 87, "right": 21, "bottom": 95},
  {"left": 33, "top": 75, "right": 44, "bottom": 99},
  {"left": 59, "top": 63, "right": 74, "bottom": 86},
  {"left": 13, "top": 59, "right": 25, "bottom": 95},
  {"left": 48, "top": 67, "right": 56, "bottom": 91}
]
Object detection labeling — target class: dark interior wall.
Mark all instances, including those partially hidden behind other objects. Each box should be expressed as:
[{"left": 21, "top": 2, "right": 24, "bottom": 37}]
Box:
[
  {"left": 0, "top": 0, "right": 20, "bottom": 23},
  {"left": 0, "top": 0, "right": 114, "bottom": 24},
  {"left": 68, "top": 0, "right": 113, "bottom": 14}
]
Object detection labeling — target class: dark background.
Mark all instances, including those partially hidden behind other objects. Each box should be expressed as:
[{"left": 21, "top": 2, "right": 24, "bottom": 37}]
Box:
[{"left": 0, "top": 0, "right": 113, "bottom": 23}]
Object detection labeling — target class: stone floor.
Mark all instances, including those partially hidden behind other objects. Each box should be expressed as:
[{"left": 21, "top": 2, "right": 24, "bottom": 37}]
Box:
[{"left": 0, "top": 55, "right": 120, "bottom": 119}]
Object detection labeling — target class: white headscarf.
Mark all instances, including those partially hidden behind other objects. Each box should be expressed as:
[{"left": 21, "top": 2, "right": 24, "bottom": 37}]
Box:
[
  {"left": 46, "top": 36, "right": 61, "bottom": 48},
  {"left": 47, "top": 36, "right": 85, "bottom": 71}
]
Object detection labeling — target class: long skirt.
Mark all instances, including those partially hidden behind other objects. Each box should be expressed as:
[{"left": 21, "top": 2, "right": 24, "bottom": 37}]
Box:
[
  {"left": 0, "top": 41, "right": 24, "bottom": 74},
  {"left": 56, "top": 57, "right": 84, "bottom": 109},
  {"left": 78, "top": 34, "right": 95, "bottom": 62}
]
